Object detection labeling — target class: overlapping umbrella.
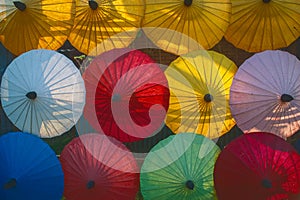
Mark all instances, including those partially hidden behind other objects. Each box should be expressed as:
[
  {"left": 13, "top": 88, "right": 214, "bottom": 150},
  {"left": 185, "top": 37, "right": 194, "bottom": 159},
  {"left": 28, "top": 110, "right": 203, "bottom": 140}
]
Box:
[
  {"left": 214, "top": 132, "right": 300, "bottom": 199},
  {"left": 68, "top": 0, "right": 144, "bottom": 56},
  {"left": 0, "top": 49, "right": 86, "bottom": 138},
  {"left": 0, "top": 132, "right": 64, "bottom": 200},
  {"left": 230, "top": 50, "right": 300, "bottom": 139},
  {"left": 225, "top": 0, "right": 300, "bottom": 52},
  {"left": 142, "top": 0, "right": 232, "bottom": 54},
  {"left": 140, "top": 133, "right": 220, "bottom": 200},
  {"left": 83, "top": 48, "right": 169, "bottom": 142},
  {"left": 60, "top": 133, "right": 139, "bottom": 200},
  {"left": 165, "top": 50, "right": 237, "bottom": 138},
  {"left": 0, "top": 0, "right": 75, "bottom": 55}
]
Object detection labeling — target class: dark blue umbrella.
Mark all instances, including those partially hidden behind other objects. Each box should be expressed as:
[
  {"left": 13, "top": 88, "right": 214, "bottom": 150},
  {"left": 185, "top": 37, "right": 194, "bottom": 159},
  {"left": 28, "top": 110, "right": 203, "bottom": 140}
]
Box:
[{"left": 0, "top": 132, "right": 64, "bottom": 200}]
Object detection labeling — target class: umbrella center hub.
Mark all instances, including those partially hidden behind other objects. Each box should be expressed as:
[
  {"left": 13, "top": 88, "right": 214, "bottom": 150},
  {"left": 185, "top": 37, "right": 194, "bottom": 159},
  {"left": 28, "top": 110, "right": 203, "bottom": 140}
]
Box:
[
  {"left": 280, "top": 94, "right": 294, "bottom": 103},
  {"left": 204, "top": 93, "right": 213, "bottom": 102},
  {"left": 262, "top": 179, "right": 272, "bottom": 188},
  {"left": 26, "top": 91, "right": 37, "bottom": 100},
  {"left": 184, "top": 0, "right": 193, "bottom": 6},
  {"left": 89, "top": 0, "right": 99, "bottom": 10},
  {"left": 263, "top": 0, "right": 271, "bottom": 3},
  {"left": 86, "top": 180, "right": 95, "bottom": 189},
  {"left": 3, "top": 178, "right": 17, "bottom": 190},
  {"left": 112, "top": 93, "right": 122, "bottom": 102},
  {"left": 13, "top": 1, "right": 26, "bottom": 11},
  {"left": 185, "top": 180, "right": 194, "bottom": 190}
]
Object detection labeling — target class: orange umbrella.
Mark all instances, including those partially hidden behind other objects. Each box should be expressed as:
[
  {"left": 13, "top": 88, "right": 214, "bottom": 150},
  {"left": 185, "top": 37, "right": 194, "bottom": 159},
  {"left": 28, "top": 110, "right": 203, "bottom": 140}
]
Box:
[
  {"left": 0, "top": 0, "right": 75, "bottom": 55},
  {"left": 225, "top": 0, "right": 300, "bottom": 52},
  {"left": 68, "top": 0, "right": 144, "bottom": 56}
]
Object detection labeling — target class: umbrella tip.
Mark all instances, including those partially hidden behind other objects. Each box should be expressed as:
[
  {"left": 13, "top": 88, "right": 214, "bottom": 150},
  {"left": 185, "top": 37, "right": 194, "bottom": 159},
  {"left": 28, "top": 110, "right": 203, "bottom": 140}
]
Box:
[
  {"left": 263, "top": 0, "right": 271, "bottom": 3},
  {"left": 261, "top": 179, "right": 272, "bottom": 188},
  {"left": 3, "top": 178, "right": 17, "bottom": 190},
  {"left": 89, "top": 0, "right": 99, "bottom": 10},
  {"left": 280, "top": 94, "right": 294, "bottom": 103},
  {"left": 13, "top": 1, "right": 26, "bottom": 11},
  {"left": 184, "top": 0, "right": 193, "bottom": 6},
  {"left": 26, "top": 91, "right": 37, "bottom": 100},
  {"left": 185, "top": 180, "right": 195, "bottom": 190},
  {"left": 86, "top": 180, "right": 95, "bottom": 189},
  {"left": 204, "top": 93, "right": 213, "bottom": 102}
]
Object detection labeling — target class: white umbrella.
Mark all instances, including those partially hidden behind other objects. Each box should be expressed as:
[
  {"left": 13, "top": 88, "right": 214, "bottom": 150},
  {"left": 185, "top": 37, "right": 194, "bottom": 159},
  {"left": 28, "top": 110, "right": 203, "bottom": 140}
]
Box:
[
  {"left": 230, "top": 50, "right": 300, "bottom": 139},
  {"left": 1, "top": 49, "right": 86, "bottom": 138}
]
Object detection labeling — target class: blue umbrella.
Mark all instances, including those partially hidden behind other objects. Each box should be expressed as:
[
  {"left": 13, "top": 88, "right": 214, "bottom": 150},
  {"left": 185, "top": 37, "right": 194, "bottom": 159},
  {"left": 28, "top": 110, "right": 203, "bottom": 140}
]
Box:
[{"left": 0, "top": 132, "right": 64, "bottom": 200}]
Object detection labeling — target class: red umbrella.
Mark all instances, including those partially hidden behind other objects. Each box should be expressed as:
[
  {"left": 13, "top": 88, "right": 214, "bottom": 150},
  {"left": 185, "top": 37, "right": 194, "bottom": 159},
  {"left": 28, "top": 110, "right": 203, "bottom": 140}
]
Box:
[
  {"left": 82, "top": 48, "right": 169, "bottom": 142},
  {"left": 60, "top": 133, "right": 139, "bottom": 200},
  {"left": 214, "top": 132, "right": 300, "bottom": 200}
]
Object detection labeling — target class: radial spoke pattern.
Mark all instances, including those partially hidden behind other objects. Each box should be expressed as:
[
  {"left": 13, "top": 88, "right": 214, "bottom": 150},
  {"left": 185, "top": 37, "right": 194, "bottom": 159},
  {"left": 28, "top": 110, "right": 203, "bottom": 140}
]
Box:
[
  {"left": 165, "top": 50, "right": 237, "bottom": 139},
  {"left": 0, "top": 0, "right": 75, "bottom": 55},
  {"left": 230, "top": 50, "right": 300, "bottom": 138},
  {"left": 140, "top": 133, "right": 220, "bottom": 200},
  {"left": 0, "top": 49, "right": 85, "bottom": 138},
  {"left": 225, "top": 0, "right": 300, "bottom": 52}
]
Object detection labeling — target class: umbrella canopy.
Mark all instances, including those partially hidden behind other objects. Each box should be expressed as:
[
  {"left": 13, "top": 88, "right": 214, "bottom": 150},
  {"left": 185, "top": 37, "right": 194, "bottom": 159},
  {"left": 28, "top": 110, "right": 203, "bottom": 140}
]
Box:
[
  {"left": 230, "top": 50, "right": 300, "bottom": 139},
  {"left": 214, "top": 132, "right": 300, "bottom": 200},
  {"left": 0, "top": 49, "right": 86, "bottom": 138},
  {"left": 68, "top": 0, "right": 144, "bottom": 56},
  {"left": 60, "top": 133, "right": 139, "bottom": 200},
  {"left": 224, "top": 0, "right": 300, "bottom": 52},
  {"left": 140, "top": 133, "right": 221, "bottom": 200},
  {"left": 0, "top": 132, "right": 64, "bottom": 200},
  {"left": 142, "top": 0, "right": 232, "bottom": 54},
  {"left": 0, "top": 0, "right": 75, "bottom": 55},
  {"left": 83, "top": 48, "right": 169, "bottom": 142},
  {"left": 165, "top": 50, "right": 237, "bottom": 139}
]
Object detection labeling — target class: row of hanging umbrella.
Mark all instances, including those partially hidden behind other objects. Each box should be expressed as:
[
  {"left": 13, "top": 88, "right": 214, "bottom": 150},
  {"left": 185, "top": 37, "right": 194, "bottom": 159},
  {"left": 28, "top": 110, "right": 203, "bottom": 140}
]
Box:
[
  {"left": 1, "top": 47, "right": 300, "bottom": 142},
  {"left": 1, "top": 0, "right": 299, "bottom": 56}
]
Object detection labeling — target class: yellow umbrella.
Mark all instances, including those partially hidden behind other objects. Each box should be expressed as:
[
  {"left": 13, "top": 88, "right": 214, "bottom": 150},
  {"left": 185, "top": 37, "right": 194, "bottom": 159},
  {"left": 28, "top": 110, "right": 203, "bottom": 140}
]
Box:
[
  {"left": 0, "top": 0, "right": 75, "bottom": 55},
  {"left": 225, "top": 0, "right": 300, "bottom": 52},
  {"left": 142, "top": 0, "right": 231, "bottom": 55},
  {"left": 68, "top": 0, "right": 144, "bottom": 56},
  {"left": 165, "top": 50, "right": 237, "bottom": 139}
]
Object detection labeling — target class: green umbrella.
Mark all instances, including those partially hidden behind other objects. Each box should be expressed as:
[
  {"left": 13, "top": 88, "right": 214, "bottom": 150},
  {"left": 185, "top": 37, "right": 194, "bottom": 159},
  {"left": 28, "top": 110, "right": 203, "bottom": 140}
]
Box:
[{"left": 140, "top": 133, "right": 220, "bottom": 200}]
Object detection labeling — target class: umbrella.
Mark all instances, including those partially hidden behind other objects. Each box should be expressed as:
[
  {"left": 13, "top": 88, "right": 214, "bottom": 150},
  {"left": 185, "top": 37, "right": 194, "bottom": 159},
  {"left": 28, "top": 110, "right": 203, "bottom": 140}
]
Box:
[
  {"left": 224, "top": 0, "right": 300, "bottom": 52},
  {"left": 60, "top": 133, "right": 139, "bottom": 200},
  {"left": 214, "top": 132, "right": 300, "bottom": 200},
  {"left": 141, "top": 0, "right": 232, "bottom": 54},
  {"left": 165, "top": 50, "right": 237, "bottom": 139},
  {"left": 68, "top": 0, "right": 144, "bottom": 56},
  {"left": 83, "top": 48, "right": 169, "bottom": 142},
  {"left": 230, "top": 50, "right": 300, "bottom": 139},
  {"left": 0, "top": 0, "right": 75, "bottom": 55},
  {"left": 140, "top": 133, "right": 221, "bottom": 200},
  {"left": 0, "top": 49, "right": 86, "bottom": 138},
  {"left": 0, "top": 131, "right": 64, "bottom": 200}
]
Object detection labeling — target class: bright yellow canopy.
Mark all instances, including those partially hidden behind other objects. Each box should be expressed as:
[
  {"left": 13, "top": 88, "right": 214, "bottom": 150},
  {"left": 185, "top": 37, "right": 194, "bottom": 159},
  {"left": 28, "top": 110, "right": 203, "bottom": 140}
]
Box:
[
  {"left": 68, "top": 0, "right": 144, "bottom": 56},
  {"left": 142, "top": 0, "right": 231, "bottom": 55},
  {"left": 0, "top": 0, "right": 75, "bottom": 55},
  {"left": 165, "top": 50, "right": 237, "bottom": 139},
  {"left": 225, "top": 0, "right": 300, "bottom": 52}
]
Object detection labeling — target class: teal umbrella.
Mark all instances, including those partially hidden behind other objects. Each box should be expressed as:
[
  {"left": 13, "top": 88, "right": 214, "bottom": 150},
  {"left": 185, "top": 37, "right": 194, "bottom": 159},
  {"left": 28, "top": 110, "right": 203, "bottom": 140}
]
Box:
[{"left": 140, "top": 133, "right": 220, "bottom": 200}]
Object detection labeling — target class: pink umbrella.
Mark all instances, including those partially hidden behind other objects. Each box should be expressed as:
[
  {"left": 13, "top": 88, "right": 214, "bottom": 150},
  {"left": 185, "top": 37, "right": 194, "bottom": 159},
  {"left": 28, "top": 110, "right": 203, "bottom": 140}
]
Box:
[{"left": 230, "top": 50, "right": 300, "bottom": 139}]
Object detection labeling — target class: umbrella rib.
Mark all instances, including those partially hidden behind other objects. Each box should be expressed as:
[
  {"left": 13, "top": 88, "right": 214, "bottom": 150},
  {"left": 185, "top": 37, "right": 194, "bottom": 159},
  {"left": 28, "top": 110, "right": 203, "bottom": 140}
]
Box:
[{"left": 236, "top": 102, "right": 279, "bottom": 127}]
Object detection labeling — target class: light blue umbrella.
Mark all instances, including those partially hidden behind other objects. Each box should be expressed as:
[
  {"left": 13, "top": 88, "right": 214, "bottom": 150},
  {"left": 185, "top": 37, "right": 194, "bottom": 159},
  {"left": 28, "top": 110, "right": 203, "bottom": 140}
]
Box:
[{"left": 0, "top": 132, "right": 64, "bottom": 200}]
